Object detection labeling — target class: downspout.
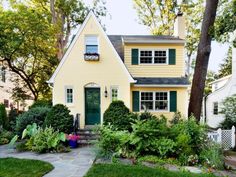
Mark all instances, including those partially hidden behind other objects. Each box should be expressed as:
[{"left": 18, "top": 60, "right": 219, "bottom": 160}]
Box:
[{"left": 203, "top": 94, "right": 209, "bottom": 124}]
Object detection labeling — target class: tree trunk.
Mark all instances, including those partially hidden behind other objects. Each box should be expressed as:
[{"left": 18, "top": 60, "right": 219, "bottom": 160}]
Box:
[{"left": 188, "top": 0, "right": 219, "bottom": 121}]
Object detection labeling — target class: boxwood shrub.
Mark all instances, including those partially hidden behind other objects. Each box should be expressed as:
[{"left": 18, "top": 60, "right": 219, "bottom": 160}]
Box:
[
  {"left": 15, "top": 107, "right": 50, "bottom": 135},
  {"left": 103, "top": 101, "right": 134, "bottom": 131},
  {"left": 44, "top": 104, "right": 73, "bottom": 133}
]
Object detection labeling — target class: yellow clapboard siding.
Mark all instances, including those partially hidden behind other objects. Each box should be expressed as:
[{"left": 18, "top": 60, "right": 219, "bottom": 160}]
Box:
[{"left": 124, "top": 44, "right": 185, "bottom": 77}]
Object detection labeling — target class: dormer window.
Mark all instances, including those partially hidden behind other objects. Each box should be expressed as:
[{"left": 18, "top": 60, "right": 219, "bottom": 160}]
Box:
[
  {"left": 139, "top": 49, "right": 168, "bottom": 64},
  {"left": 84, "top": 36, "right": 99, "bottom": 61}
]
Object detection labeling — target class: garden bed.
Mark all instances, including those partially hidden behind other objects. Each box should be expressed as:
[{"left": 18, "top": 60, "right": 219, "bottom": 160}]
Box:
[{"left": 84, "top": 163, "right": 217, "bottom": 177}]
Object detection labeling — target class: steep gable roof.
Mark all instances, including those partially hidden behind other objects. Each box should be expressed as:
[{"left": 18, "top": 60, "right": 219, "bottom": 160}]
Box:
[{"left": 48, "top": 12, "right": 135, "bottom": 84}]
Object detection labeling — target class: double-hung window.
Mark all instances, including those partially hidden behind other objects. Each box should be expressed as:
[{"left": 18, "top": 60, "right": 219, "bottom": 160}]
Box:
[
  {"left": 155, "top": 92, "right": 168, "bottom": 111},
  {"left": 111, "top": 87, "right": 118, "bottom": 102},
  {"left": 141, "top": 91, "right": 169, "bottom": 111},
  {"left": 85, "top": 36, "right": 98, "bottom": 54},
  {"left": 140, "top": 50, "right": 152, "bottom": 64},
  {"left": 139, "top": 50, "right": 167, "bottom": 64},
  {"left": 213, "top": 102, "right": 218, "bottom": 115},
  {"left": 66, "top": 87, "right": 73, "bottom": 104},
  {"left": 141, "top": 92, "right": 154, "bottom": 110},
  {"left": 154, "top": 50, "right": 167, "bottom": 64}
]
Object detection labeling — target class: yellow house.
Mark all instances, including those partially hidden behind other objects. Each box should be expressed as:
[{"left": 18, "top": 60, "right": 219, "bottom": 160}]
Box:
[{"left": 48, "top": 12, "right": 189, "bottom": 128}]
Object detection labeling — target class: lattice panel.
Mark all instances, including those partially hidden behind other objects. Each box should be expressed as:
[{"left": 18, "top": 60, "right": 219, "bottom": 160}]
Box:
[{"left": 221, "top": 130, "right": 232, "bottom": 150}]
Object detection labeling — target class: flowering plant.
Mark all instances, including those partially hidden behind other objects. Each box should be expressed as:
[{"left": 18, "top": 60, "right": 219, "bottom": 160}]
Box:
[
  {"left": 188, "top": 154, "right": 199, "bottom": 166},
  {"left": 66, "top": 134, "right": 80, "bottom": 141}
]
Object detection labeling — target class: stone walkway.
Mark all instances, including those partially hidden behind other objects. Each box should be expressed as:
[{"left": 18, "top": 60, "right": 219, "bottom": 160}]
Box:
[{"left": 0, "top": 145, "right": 96, "bottom": 177}]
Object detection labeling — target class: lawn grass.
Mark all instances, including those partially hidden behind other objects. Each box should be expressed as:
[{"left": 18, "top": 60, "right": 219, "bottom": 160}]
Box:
[
  {"left": 85, "top": 163, "right": 217, "bottom": 177},
  {"left": 0, "top": 157, "right": 54, "bottom": 177}
]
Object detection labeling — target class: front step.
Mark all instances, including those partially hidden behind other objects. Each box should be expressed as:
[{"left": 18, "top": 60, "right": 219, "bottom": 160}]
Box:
[{"left": 76, "top": 128, "right": 99, "bottom": 146}]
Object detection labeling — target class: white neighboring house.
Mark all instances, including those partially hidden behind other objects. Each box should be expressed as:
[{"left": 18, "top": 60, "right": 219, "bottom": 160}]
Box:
[
  {"left": 0, "top": 66, "right": 33, "bottom": 111},
  {"left": 203, "top": 48, "right": 236, "bottom": 128}
]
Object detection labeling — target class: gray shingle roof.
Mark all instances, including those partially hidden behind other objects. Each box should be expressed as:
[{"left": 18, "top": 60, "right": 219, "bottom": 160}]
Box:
[
  {"left": 108, "top": 35, "right": 124, "bottom": 61},
  {"left": 134, "top": 77, "right": 190, "bottom": 86},
  {"left": 108, "top": 35, "right": 184, "bottom": 61}
]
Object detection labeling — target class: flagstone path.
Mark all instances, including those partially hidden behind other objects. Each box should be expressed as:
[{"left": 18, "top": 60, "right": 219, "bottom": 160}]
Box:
[{"left": 0, "top": 145, "right": 95, "bottom": 177}]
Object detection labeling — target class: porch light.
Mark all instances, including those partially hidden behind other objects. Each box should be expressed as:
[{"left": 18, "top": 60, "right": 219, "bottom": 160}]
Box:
[{"left": 104, "top": 86, "right": 108, "bottom": 98}]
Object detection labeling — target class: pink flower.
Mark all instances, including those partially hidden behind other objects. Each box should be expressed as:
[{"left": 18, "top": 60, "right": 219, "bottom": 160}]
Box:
[{"left": 66, "top": 134, "right": 80, "bottom": 141}]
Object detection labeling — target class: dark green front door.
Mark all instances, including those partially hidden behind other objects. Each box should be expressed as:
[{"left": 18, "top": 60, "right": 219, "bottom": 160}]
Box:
[{"left": 85, "top": 88, "right": 101, "bottom": 125}]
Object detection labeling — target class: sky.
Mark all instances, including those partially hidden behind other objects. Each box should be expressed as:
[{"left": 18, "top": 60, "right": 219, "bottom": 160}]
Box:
[{"left": 96, "top": 0, "right": 230, "bottom": 72}]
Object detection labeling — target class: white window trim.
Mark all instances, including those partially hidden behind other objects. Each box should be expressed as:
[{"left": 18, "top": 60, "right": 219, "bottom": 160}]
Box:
[
  {"left": 110, "top": 86, "right": 119, "bottom": 102},
  {"left": 65, "top": 86, "right": 74, "bottom": 106},
  {"left": 140, "top": 91, "right": 170, "bottom": 112},
  {"left": 84, "top": 35, "right": 100, "bottom": 54},
  {"left": 139, "top": 49, "right": 169, "bottom": 65}
]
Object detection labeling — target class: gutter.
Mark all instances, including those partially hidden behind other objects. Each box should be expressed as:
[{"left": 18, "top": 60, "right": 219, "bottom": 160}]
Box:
[{"left": 133, "top": 84, "right": 190, "bottom": 88}]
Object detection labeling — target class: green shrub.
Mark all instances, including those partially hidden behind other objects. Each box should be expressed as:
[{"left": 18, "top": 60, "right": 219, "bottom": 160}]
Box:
[
  {"left": 0, "top": 104, "right": 8, "bottom": 129},
  {"left": 29, "top": 100, "right": 52, "bottom": 109},
  {"left": 98, "top": 125, "right": 130, "bottom": 157},
  {"left": 0, "top": 129, "right": 14, "bottom": 145},
  {"left": 129, "top": 117, "right": 169, "bottom": 157},
  {"left": 8, "top": 108, "right": 20, "bottom": 131},
  {"left": 15, "top": 107, "right": 50, "bottom": 135},
  {"left": 139, "top": 111, "right": 156, "bottom": 120},
  {"left": 138, "top": 155, "right": 180, "bottom": 165},
  {"left": 154, "top": 138, "right": 176, "bottom": 158},
  {"left": 16, "top": 141, "right": 28, "bottom": 152},
  {"left": 171, "top": 117, "right": 206, "bottom": 155},
  {"left": 200, "top": 141, "right": 224, "bottom": 169},
  {"left": 103, "top": 101, "right": 133, "bottom": 131},
  {"left": 169, "top": 111, "right": 182, "bottom": 125},
  {"left": 44, "top": 104, "right": 73, "bottom": 133},
  {"left": 219, "top": 94, "right": 236, "bottom": 129}
]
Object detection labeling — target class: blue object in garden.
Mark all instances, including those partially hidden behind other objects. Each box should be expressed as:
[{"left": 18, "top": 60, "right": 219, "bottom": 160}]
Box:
[{"left": 69, "top": 140, "right": 77, "bottom": 148}]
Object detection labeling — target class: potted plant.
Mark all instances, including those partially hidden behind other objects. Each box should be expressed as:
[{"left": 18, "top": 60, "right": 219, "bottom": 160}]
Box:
[{"left": 66, "top": 134, "right": 80, "bottom": 148}]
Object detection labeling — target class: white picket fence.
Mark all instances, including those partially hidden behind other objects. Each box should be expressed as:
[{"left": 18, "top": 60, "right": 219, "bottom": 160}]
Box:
[{"left": 207, "top": 126, "right": 235, "bottom": 150}]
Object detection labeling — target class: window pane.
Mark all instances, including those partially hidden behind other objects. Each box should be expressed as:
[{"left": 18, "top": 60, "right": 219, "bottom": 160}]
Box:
[
  {"left": 141, "top": 92, "right": 153, "bottom": 110},
  {"left": 140, "top": 50, "right": 152, "bottom": 64},
  {"left": 213, "top": 102, "right": 218, "bottom": 115},
  {"left": 111, "top": 88, "right": 118, "bottom": 101},
  {"left": 86, "top": 45, "right": 98, "bottom": 53},
  {"left": 154, "top": 50, "right": 167, "bottom": 64},
  {"left": 155, "top": 92, "right": 168, "bottom": 110},
  {"left": 66, "top": 88, "right": 73, "bottom": 103}
]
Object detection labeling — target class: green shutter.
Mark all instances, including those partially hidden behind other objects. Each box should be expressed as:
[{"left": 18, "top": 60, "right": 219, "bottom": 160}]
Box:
[
  {"left": 170, "top": 91, "right": 177, "bottom": 112},
  {"left": 132, "top": 91, "right": 140, "bottom": 112},
  {"left": 169, "top": 49, "right": 176, "bottom": 65},
  {"left": 131, "top": 49, "right": 139, "bottom": 65}
]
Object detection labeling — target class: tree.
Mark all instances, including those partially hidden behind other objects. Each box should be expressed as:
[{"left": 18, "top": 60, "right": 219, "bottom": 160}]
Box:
[
  {"left": 220, "top": 94, "right": 236, "bottom": 129},
  {"left": 31, "top": 0, "right": 107, "bottom": 60},
  {"left": 133, "top": 0, "right": 178, "bottom": 35},
  {"left": 0, "top": 4, "right": 58, "bottom": 101},
  {"left": 133, "top": 0, "right": 204, "bottom": 77},
  {"left": 215, "top": 0, "right": 236, "bottom": 45},
  {"left": 0, "top": 1, "right": 107, "bottom": 101},
  {"left": 217, "top": 47, "right": 232, "bottom": 79},
  {"left": 182, "top": 0, "right": 204, "bottom": 77},
  {"left": 188, "top": 0, "right": 219, "bottom": 120},
  {"left": 204, "top": 70, "right": 217, "bottom": 95}
]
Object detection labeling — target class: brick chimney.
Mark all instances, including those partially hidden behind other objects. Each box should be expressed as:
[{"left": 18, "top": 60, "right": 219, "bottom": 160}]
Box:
[{"left": 174, "top": 12, "right": 185, "bottom": 39}]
